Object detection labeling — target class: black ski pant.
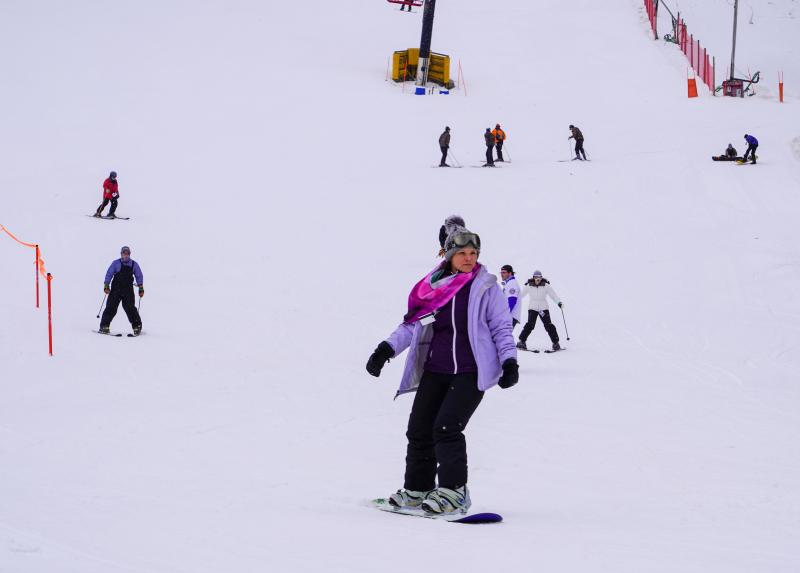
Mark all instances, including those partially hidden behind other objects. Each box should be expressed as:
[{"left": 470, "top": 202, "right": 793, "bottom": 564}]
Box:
[
  {"left": 519, "top": 309, "right": 559, "bottom": 344},
  {"left": 404, "top": 371, "right": 484, "bottom": 491},
  {"left": 743, "top": 143, "right": 758, "bottom": 163},
  {"left": 574, "top": 139, "right": 587, "bottom": 160},
  {"left": 495, "top": 141, "right": 504, "bottom": 161},
  {"left": 440, "top": 146, "right": 448, "bottom": 166},
  {"left": 100, "top": 287, "right": 142, "bottom": 329},
  {"left": 96, "top": 198, "right": 118, "bottom": 216},
  {"left": 485, "top": 144, "right": 495, "bottom": 165}
]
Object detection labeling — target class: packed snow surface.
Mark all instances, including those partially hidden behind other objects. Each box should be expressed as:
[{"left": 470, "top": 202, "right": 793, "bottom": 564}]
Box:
[{"left": 1, "top": 0, "right": 799, "bottom": 571}]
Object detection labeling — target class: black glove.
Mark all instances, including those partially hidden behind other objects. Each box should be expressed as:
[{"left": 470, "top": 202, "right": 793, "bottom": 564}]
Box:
[
  {"left": 498, "top": 359, "right": 519, "bottom": 389},
  {"left": 366, "top": 341, "right": 394, "bottom": 377}
]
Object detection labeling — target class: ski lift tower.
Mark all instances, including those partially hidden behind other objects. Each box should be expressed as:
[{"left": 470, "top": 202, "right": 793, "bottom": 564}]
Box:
[{"left": 416, "top": 0, "right": 436, "bottom": 86}]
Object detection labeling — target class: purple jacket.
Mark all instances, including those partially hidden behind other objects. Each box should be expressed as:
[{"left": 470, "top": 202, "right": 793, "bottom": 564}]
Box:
[
  {"left": 386, "top": 265, "right": 517, "bottom": 396},
  {"left": 104, "top": 258, "right": 144, "bottom": 286}
]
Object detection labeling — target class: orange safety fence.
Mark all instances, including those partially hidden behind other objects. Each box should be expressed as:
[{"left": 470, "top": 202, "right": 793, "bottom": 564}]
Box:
[
  {"left": 1, "top": 222, "right": 54, "bottom": 355},
  {"left": 0, "top": 223, "right": 48, "bottom": 277}
]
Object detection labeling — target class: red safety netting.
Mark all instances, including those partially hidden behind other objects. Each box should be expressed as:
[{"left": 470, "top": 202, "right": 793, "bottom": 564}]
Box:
[{"left": 675, "top": 16, "right": 716, "bottom": 93}]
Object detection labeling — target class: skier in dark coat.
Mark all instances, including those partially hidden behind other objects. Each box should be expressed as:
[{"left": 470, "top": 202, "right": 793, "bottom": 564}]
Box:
[
  {"left": 725, "top": 143, "right": 738, "bottom": 158},
  {"left": 484, "top": 128, "right": 495, "bottom": 166},
  {"left": 568, "top": 125, "right": 587, "bottom": 160},
  {"left": 99, "top": 246, "right": 144, "bottom": 335},
  {"left": 743, "top": 134, "right": 758, "bottom": 164},
  {"left": 439, "top": 127, "right": 451, "bottom": 167}
]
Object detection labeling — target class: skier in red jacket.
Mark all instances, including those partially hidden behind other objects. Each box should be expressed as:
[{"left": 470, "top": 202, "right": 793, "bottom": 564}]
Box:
[{"left": 94, "top": 171, "right": 119, "bottom": 218}]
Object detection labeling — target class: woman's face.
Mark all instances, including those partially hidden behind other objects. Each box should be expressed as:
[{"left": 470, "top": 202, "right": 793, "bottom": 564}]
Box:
[{"left": 450, "top": 247, "right": 479, "bottom": 273}]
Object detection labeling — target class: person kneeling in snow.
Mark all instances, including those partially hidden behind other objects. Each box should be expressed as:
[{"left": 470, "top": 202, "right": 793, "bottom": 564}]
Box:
[{"left": 366, "top": 228, "right": 518, "bottom": 515}]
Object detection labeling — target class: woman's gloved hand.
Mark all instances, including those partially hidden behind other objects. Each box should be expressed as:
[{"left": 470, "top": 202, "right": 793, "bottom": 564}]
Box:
[
  {"left": 366, "top": 341, "right": 395, "bottom": 377},
  {"left": 498, "top": 359, "right": 519, "bottom": 389}
]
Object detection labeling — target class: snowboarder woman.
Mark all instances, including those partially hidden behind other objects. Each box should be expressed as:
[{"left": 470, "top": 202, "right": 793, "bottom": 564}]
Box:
[
  {"left": 100, "top": 246, "right": 144, "bottom": 335},
  {"left": 568, "top": 125, "right": 587, "bottom": 160},
  {"left": 366, "top": 228, "right": 518, "bottom": 515},
  {"left": 743, "top": 134, "right": 758, "bottom": 164},
  {"left": 94, "top": 171, "right": 120, "bottom": 218},
  {"left": 517, "top": 270, "right": 563, "bottom": 351}
]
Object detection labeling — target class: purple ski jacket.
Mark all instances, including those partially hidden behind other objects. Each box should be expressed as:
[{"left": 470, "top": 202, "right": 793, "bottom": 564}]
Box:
[{"left": 385, "top": 265, "right": 517, "bottom": 397}]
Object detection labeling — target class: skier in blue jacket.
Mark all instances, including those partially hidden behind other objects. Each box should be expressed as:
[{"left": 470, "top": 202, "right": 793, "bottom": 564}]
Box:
[
  {"left": 100, "top": 246, "right": 144, "bottom": 335},
  {"left": 743, "top": 134, "right": 759, "bottom": 164}
]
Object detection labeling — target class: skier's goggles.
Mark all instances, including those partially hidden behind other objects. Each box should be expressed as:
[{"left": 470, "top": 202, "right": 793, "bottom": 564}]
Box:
[{"left": 449, "top": 232, "right": 481, "bottom": 250}]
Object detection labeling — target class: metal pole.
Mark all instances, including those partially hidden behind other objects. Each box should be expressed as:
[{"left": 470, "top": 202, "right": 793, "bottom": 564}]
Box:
[
  {"left": 416, "top": 0, "right": 437, "bottom": 86},
  {"left": 35, "top": 245, "right": 40, "bottom": 308},
  {"left": 730, "top": 0, "right": 739, "bottom": 80},
  {"left": 47, "top": 273, "right": 53, "bottom": 356}
]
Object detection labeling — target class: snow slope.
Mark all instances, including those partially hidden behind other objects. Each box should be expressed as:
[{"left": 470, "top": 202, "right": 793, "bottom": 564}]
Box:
[{"left": 1, "top": 0, "right": 799, "bottom": 571}]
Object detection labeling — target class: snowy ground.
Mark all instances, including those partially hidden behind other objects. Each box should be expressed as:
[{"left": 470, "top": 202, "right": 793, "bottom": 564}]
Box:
[{"left": 2, "top": 0, "right": 799, "bottom": 571}]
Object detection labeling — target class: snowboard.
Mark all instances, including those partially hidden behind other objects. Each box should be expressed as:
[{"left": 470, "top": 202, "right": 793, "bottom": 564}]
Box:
[
  {"left": 711, "top": 156, "right": 742, "bottom": 162},
  {"left": 371, "top": 498, "right": 502, "bottom": 524}
]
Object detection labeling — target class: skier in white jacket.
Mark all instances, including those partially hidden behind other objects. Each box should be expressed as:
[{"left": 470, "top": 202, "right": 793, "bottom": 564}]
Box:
[{"left": 517, "top": 270, "right": 563, "bottom": 351}]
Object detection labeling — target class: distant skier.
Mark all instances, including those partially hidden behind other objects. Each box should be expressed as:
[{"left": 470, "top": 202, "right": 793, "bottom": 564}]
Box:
[
  {"left": 568, "top": 125, "right": 587, "bottom": 160},
  {"left": 399, "top": 0, "right": 414, "bottom": 11},
  {"left": 484, "top": 128, "right": 495, "bottom": 167},
  {"left": 439, "top": 126, "right": 451, "bottom": 167},
  {"left": 94, "top": 171, "right": 120, "bottom": 218},
  {"left": 365, "top": 227, "right": 518, "bottom": 515},
  {"left": 516, "top": 270, "right": 563, "bottom": 351},
  {"left": 99, "top": 246, "right": 144, "bottom": 335},
  {"left": 743, "top": 134, "right": 758, "bottom": 164},
  {"left": 500, "top": 265, "right": 521, "bottom": 327},
  {"left": 492, "top": 124, "right": 506, "bottom": 162},
  {"left": 438, "top": 214, "right": 465, "bottom": 257}
]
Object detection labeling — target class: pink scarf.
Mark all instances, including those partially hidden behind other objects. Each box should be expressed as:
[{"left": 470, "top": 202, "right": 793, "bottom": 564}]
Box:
[{"left": 403, "top": 263, "right": 481, "bottom": 324}]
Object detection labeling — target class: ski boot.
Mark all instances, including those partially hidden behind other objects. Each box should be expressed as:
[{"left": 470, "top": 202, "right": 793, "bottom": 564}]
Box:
[
  {"left": 516, "top": 340, "right": 527, "bottom": 350},
  {"left": 99, "top": 325, "right": 110, "bottom": 334},
  {"left": 421, "top": 486, "right": 471, "bottom": 515},
  {"left": 552, "top": 342, "right": 561, "bottom": 351},
  {"left": 133, "top": 325, "right": 142, "bottom": 336},
  {"left": 388, "top": 489, "right": 432, "bottom": 509}
]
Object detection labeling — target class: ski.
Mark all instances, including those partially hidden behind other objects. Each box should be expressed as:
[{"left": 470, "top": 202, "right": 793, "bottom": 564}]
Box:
[
  {"left": 87, "top": 215, "right": 130, "bottom": 220},
  {"left": 95, "top": 330, "right": 122, "bottom": 337},
  {"left": 519, "top": 348, "right": 541, "bottom": 353},
  {"left": 471, "top": 164, "right": 500, "bottom": 168},
  {"left": 431, "top": 165, "right": 463, "bottom": 169},
  {"left": 127, "top": 332, "right": 143, "bottom": 337},
  {"left": 544, "top": 348, "right": 566, "bottom": 353},
  {"left": 371, "top": 499, "right": 502, "bottom": 524}
]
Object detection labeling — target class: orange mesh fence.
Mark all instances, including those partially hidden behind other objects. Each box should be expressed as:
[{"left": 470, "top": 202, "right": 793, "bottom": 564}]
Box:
[{"left": 0, "top": 223, "right": 48, "bottom": 277}]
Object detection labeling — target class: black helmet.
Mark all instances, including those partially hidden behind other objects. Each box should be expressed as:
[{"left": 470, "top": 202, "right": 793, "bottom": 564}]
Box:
[{"left": 110, "top": 171, "right": 117, "bottom": 178}]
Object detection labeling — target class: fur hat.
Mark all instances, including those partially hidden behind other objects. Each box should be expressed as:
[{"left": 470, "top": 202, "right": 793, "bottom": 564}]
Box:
[{"left": 444, "top": 227, "right": 481, "bottom": 262}]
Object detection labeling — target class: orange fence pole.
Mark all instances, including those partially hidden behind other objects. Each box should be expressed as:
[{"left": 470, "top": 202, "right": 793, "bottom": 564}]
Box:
[
  {"left": 47, "top": 273, "right": 53, "bottom": 356},
  {"left": 35, "top": 245, "right": 40, "bottom": 308},
  {"left": 779, "top": 71, "right": 784, "bottom": 103}
]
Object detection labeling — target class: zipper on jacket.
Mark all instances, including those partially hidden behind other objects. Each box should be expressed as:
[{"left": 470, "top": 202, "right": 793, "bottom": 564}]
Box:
[{"left": 452, "top": 297, "right": 458, "bottom": 374}]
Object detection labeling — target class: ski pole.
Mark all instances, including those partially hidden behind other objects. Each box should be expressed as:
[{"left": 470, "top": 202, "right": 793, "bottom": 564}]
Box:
[
  {"left": 96, "top": 294, "right": 107, "bottom": 318},
  {"left": 567, "top": 140, "right": 573, "bottom": 160},
  {"left": 560, "top": 305, "right": 570, "bottom": 340},
  {"left": 504, "top": 143, "right": 512, "bottom": 163},
  {"left": 449, "top": 149, "right": 462, "bottom": 167}
]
